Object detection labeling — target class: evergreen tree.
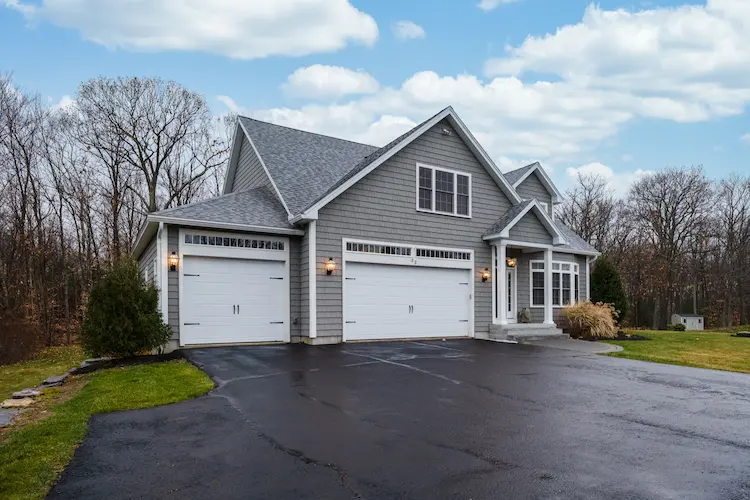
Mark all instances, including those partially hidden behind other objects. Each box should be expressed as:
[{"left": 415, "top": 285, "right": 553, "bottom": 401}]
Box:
[
  {"left": 82, "top": 259, "right": 171, "bottom": 357},
  {"left": 590, "top": 257, "right": 628, "bottom": 323}
]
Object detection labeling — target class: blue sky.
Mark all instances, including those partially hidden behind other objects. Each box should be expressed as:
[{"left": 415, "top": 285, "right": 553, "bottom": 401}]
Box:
[{"left": 2, "top": 0, "right": 748, "bottom": 194}]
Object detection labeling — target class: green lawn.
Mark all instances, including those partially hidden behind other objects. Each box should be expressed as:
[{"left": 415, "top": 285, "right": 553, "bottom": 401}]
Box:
[
  {"left": 0, "top": 346, "right": 86, "bottom": 400},
  {"left": 603, "top": 330, "right": 750, "bottom": 374},
  {"left": 0, "top": 360, "right": 214, "bottom": 500}
]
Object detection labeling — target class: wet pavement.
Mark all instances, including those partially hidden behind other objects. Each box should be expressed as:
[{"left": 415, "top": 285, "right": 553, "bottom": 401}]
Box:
[{"left": 49, "top": 340, "right": 750, "bottom": 500}]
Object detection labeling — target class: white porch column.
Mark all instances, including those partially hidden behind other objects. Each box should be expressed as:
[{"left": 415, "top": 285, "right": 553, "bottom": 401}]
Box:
[
  {"left": 498, "top": 243, "right": 507, "bottom": 325},
  {"left": 544, "top": 248, "right": 554, "bottom": 325}
]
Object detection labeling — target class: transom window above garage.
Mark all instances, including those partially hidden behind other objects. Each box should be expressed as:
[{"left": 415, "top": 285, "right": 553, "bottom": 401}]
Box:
[
  {"left": 184, "top": 233, "right": 285, "bottom": 251},
  {"left": 417, "top": 164, "right": 471, "bottom": 218}
]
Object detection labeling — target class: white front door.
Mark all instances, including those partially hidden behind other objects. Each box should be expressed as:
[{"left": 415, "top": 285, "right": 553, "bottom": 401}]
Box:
[
  {"left": 344, "top": 262, "right": 471, "bottom": 341},
  {"left": 506, "top": 268, "right": 517, "bottom": 323},
  {"left": 181, "top": 256, "right": 287, "bottom": 345}
]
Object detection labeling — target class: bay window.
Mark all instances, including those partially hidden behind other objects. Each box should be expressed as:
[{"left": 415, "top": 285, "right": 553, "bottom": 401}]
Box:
[
  {"left": 417, "top": 164, "right": 471, "bottom": 217},
  {"left": 531, "top": 260, "right": 580, "bottom": 307}
]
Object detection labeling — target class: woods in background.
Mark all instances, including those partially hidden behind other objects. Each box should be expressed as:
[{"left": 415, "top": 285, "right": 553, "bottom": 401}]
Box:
[
  {"left": 2, "top": 72, "right": 748, "bottom": 360},
  {"left": 560, "top": 168, "right": 750, "bottom": 329},
  {"left": 0, "top": 75, "right": 232, "bottom": 362}
]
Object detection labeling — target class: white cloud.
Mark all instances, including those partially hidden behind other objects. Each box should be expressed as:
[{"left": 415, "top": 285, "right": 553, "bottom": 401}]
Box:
[
  {"left": 477, "top": 0, "right": 519, "bottom": 12},
  {"left": 216, "top": 95, "right": 240, "bottom": 113},
  {"left": 485, "top": 2, "right": 750, "bottom": 123},
  {"left": 6, "top": 0, "right": 378, "bottom": 59},
  {"left": 741, "top": 133, "right": 750, "bottom": 145},
  {"left": 218, "top": 2, "right": 750, "bottom": 174},
  {"left": 392, "top": 20, "right": 425, "bottom": 41},
  {"left": 566, "top": 162, "right": 653, "bottom": 197},
  {"left": 52, "top": 95, "right": 74, "bottom": 111},
  {"left": 284, "top": 65, "right": 380, "bottom": 99}
]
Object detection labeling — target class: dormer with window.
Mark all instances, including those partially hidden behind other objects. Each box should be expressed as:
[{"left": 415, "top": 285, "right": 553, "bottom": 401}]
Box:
[{"left": 504, "top": 162, "right": 563, "bottom": 219}]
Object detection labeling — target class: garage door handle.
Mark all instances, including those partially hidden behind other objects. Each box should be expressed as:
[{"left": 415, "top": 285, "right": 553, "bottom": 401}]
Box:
[
  {"left": 270, "top": 321, "right": 284, "bottom": 324},
  {"left": 270, "top": 277, "right": 284, "bottom": 280},
  {"left": 346, "top": 321, "right": 356, "bottom": 324},
  {"left": 184, "top": 323, "right": 200, "bottom": 326},
  {"left": 459, "top": 320, "right": 469, "bottom": 323},
  {"left": 184, "top": 274, "right": 200, "bottom": 277}
]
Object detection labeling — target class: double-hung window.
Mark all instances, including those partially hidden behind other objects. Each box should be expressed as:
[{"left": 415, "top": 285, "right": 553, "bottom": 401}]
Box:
[
  {"left": 531, "top": 261, "right": 580, "bottom": 307},
  {"left": 417, "top": 164, "right": 471, "bottom": 217}
]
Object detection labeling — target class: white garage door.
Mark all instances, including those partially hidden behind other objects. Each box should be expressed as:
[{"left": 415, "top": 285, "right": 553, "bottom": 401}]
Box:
[
  {"left": 181, "top": 256, "right": 287, "bottom": 345},
  {"left": 345, "top": 262, "right": 471, "bottom": 341}
]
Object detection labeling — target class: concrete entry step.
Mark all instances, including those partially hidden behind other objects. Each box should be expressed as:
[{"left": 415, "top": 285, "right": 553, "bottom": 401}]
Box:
[{"left": 489, "top": 323, "right": 569, "bottom": 342}]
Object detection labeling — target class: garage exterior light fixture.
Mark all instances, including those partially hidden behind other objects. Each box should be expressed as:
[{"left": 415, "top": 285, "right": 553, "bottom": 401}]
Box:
[
  {"left": 506, "top": 257, "right": 517, "bottom": 268},
  {"left": 481, "top": 268, "right": 490, "bottom": 282},
  {"left": 325, "top": 257, "right": 336, "bottom": 275},
  {"left": 168, "top": 251, "right": 179, "bottom": 272}
]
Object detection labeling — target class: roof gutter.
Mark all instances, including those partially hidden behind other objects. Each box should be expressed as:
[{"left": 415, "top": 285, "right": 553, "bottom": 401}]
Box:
[{"left": 149, "top": 215, "right": 305, "bottom": 236}]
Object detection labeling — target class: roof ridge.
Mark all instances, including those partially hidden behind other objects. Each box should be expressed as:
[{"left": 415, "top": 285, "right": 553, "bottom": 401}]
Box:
[
  {"left": 238, "top": 115, "right": 378, "bottom": 149},
  {"left": 505, "top": 162, "right": 539, "bottom": 175}
]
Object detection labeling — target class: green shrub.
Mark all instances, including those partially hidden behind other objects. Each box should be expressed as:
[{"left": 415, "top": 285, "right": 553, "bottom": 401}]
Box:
[
  {"left": 590, "top": 257, "right": 628, "bottom": 323},
  {"left": 564, "top": 302, "right": 618, "bottom": 340},
  {"left": 667, "top": 323, "right": 686, "bottom": 331},
  {"left": 82, "top": 259, "right": 171, "bottom": 357}
]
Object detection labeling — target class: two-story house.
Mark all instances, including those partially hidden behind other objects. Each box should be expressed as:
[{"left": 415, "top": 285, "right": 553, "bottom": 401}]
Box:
[{"left": 134, "top": 107, "right": 599, "bottom": 351}]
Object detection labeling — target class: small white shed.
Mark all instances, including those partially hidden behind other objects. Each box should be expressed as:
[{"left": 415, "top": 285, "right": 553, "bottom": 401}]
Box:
[{"left": 671, "top": 314, "right": 704, "bottom": 331}]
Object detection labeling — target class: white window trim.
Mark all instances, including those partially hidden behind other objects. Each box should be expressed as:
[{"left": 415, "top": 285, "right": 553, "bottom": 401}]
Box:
[
  {"left": 415, "top": 163, "right": 472, "bottom": 219},
  {"left": 530, "top": 260, "right": 580, "bottom": 308}
]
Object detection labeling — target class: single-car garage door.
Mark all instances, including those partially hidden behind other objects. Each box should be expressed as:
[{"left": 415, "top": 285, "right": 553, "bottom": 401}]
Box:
[
  {"left": 181, "top": 256, "right": 287, "bottom": 345},
  {"left": 345, "top": 262, "right": 471, "bottom": 341}
]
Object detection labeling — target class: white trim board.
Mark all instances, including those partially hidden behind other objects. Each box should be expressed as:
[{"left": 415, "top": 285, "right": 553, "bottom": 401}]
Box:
[
  {"left": 298, "top": 106, "right": 522, "bottom": 221},
  {"left": 221, "top": 125, "right": 246, "bottom": 195},
  {"left": 149, "top": 216, "right": 304, "bottom": 236}
]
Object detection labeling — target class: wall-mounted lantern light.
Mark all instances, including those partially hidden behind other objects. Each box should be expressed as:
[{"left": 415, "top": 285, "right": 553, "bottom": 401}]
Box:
[
  {"left": 325, "top": 257, "right": 336, "bottom": 275},
  {"left": 481, "top": 268, "right": 491, "bottom": 282},
  {"left": 506, "top": 257, "right": 517, "bottom": 268},
  {"left": 168, "top": 251, "right": 179, "bottom": 272}
]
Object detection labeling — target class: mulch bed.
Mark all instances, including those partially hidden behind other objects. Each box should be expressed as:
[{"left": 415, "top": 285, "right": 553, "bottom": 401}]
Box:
[
  {"left": 612, "top": 332, "right": 648, "bottom": 341},
  {"left": 70, "top": 350, "right": 184, "bottom": 375}
]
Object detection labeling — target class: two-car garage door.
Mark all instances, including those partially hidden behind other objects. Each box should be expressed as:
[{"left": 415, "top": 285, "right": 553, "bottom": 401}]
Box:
[{"left": 344, "top": 262, "right": 472, "bottom": 341}]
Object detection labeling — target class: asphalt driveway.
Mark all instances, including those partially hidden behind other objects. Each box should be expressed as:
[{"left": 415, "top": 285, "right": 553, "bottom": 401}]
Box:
[{"left": 49, "top": 340, "right": 750, "bottom": 500}]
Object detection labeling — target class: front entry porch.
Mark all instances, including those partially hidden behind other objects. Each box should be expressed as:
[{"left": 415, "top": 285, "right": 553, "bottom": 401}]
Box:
[{"left": 488, "top": 241, "right": 567, "bottom": 342}]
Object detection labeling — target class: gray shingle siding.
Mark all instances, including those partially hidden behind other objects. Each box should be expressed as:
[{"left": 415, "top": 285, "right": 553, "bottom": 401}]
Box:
[
  {"left": 139, "top": 235, "right": 157, "bottom": 281},
  {"left": 508, "top": 211, "right": 553, "bottom": 245},
  {"left": 168, "top": 226, "right": 180, "bottom": 340},
  {"left": 315, "top": 119, "right": 513, "bottom": 342},
  {"left": 233, "top": 135, "right": 275, "bottom": 193},
  {"left": 516, "top": 171, "right": 553, "bottom": 218}
]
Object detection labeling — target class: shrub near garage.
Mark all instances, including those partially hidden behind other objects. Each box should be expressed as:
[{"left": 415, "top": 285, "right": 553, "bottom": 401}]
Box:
[
  {"left": 81, "top": 259, "right": 171, "bottom": 357},
  {"left": 667, "top": 323, "right": 687, "bottom": 331}
]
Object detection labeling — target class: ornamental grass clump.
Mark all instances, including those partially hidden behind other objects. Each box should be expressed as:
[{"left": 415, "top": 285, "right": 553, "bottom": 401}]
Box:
[{"left": 564, "top": 301, "right": 618, "bottom": 340}]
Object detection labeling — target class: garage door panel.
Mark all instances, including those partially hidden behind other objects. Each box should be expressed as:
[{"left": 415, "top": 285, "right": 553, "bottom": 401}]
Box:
[
  {"left": 182, "top": 256, "right": 286, "bottom": 345},
  {"left": 345, "top": 262, "right": 471, "bottom": 341}
]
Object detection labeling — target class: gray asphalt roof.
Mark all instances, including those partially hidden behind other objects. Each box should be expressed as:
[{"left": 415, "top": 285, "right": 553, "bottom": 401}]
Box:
[
  {"left": 482, "top": 202, "right": 599, "bottom": 254},
  {"left": 483, "top": 200, "right": 534, "bottom": 237},
  {"left": 239, "top": 117, "right": 378, "bottom": 215},
  {"left": 554, "top": 222, "right": 599, "bottom": 254},
  {"left": 308, "top": 108, "right": 449, "bottom": 210},
  {"left": 152, "top": 186, "right": 293, "bottom": 229},
  {"left": 503, "top": 162, "right": 539, "bottom": 185}
]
